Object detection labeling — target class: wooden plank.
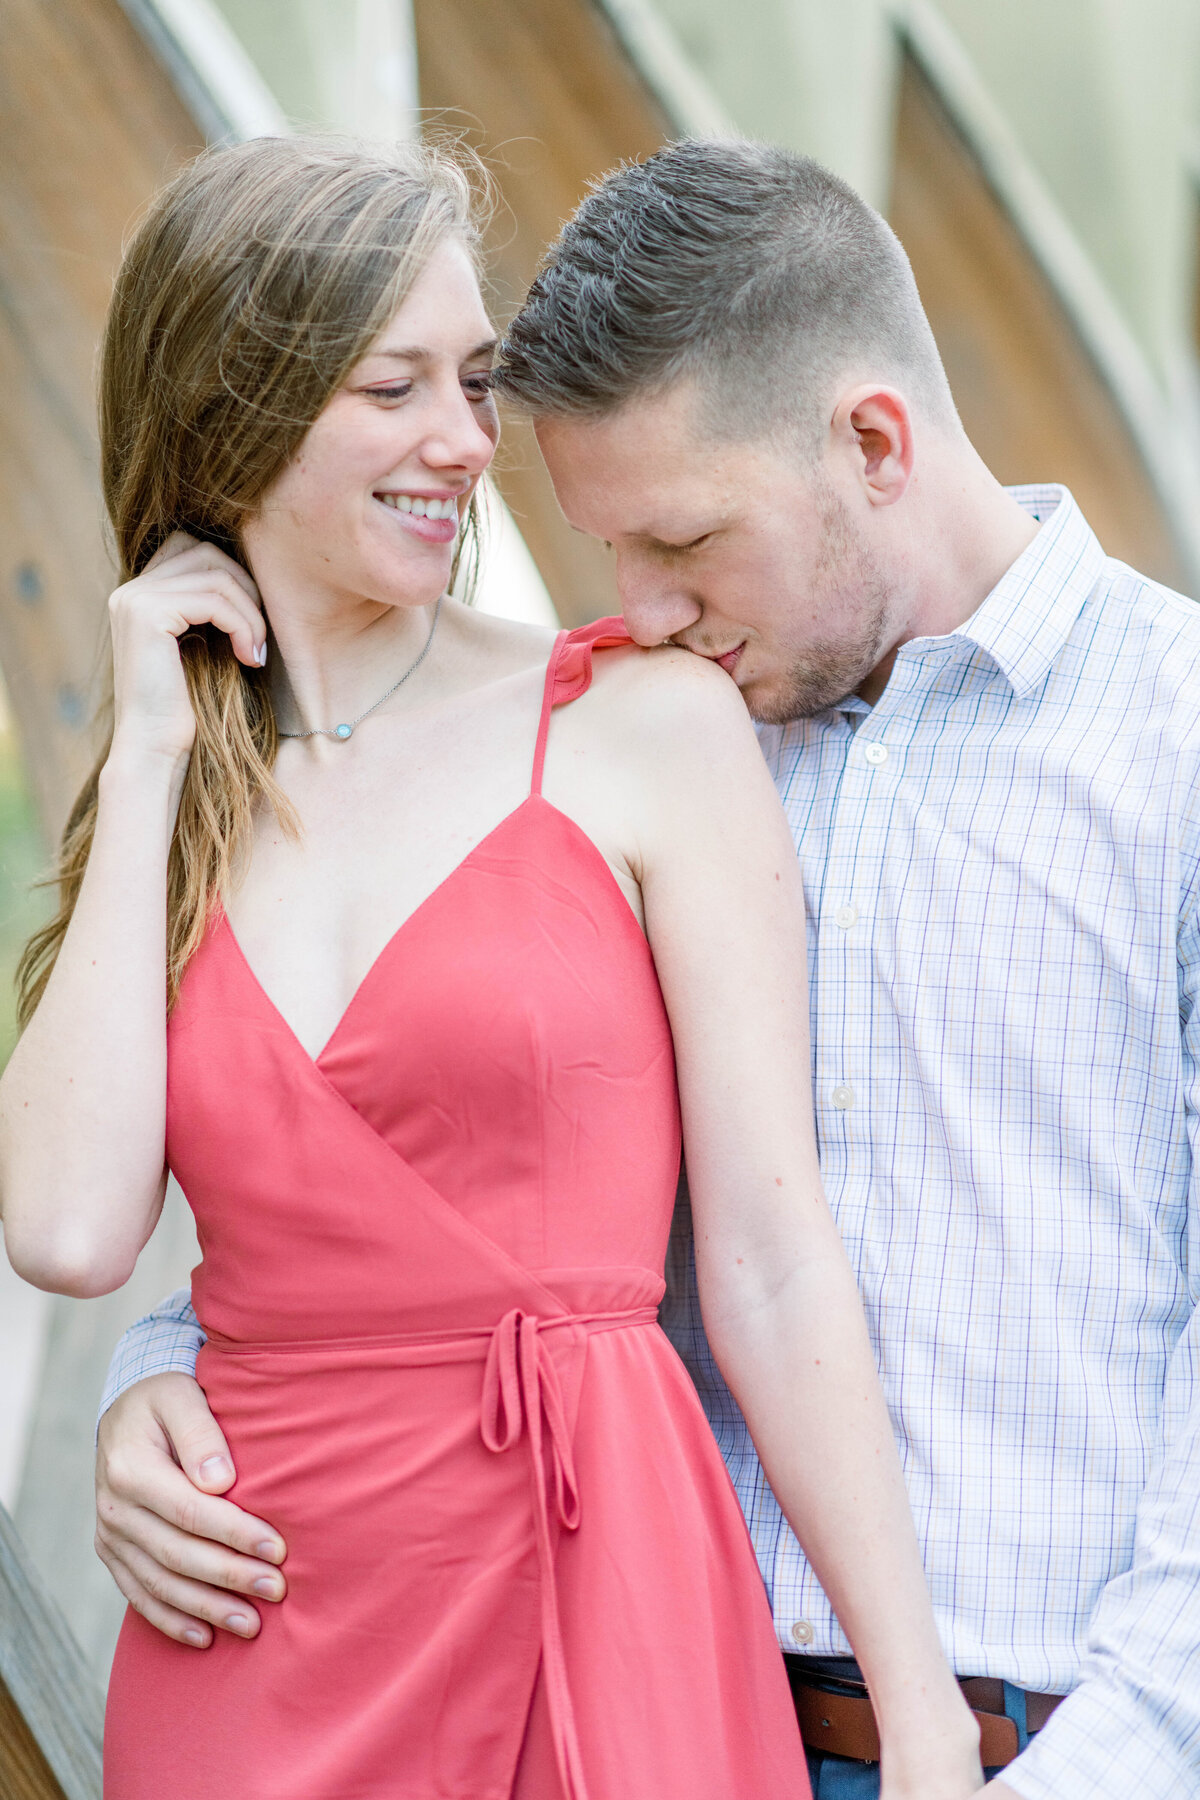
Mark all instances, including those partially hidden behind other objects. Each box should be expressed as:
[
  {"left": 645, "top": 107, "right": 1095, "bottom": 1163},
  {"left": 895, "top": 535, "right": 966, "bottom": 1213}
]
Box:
[
  {"left": 890, "top": 51, "right": 1189, "bottom": 592},
  {"left": 414, "top": 0, "right": 671, "bottom": 625},
  {"left": 0, "top": 0, "right": 203, "bottom": 836},
  {"left": 0, "top": 0, "right": 207, "bottom": 1688},
  {"left": 0, "top": 1672, "right": 69, "bottom": 1800},
  {"left": 0, "top": 1501, "right": 103, "bottom": 1800}
]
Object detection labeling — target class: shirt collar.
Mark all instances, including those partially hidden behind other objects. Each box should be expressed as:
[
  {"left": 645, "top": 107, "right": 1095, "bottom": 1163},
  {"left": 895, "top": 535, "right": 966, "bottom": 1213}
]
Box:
[{"left": 951, "top": 485, "right": 1107, "bottom": 697}]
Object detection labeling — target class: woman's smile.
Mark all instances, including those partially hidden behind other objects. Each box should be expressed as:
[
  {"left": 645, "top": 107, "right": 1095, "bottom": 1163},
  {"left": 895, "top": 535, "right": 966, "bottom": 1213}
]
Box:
[{"left": 372, "top": 488, "right": 462, "bottom": 545}]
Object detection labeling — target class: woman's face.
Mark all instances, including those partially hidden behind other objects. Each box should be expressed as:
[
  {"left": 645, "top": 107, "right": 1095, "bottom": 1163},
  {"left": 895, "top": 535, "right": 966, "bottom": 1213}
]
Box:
[{"left": 244, "top": 235, "right": 499, "bottom": 614}]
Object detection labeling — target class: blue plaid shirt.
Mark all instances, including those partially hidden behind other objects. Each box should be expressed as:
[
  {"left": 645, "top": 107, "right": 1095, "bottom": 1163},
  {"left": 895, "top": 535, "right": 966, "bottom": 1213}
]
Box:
[{"left": 105, "top": 488, "right": 1200, "bottom": 1796}]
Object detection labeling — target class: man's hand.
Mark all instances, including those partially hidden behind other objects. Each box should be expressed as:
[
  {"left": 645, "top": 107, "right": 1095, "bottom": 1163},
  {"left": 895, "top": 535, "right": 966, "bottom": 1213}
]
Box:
[{"left": 95, "top": 1372, "right": 286, "bottom": 1647}]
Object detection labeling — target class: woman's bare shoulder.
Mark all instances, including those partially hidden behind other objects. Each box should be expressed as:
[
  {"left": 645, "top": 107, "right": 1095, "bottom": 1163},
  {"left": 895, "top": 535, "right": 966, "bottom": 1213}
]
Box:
[
  {"left": 446, "top": 601, "right": 559, "bottom": 680},
  {"left": 583, "top": 638, "right": 757, "bottom": 753}
]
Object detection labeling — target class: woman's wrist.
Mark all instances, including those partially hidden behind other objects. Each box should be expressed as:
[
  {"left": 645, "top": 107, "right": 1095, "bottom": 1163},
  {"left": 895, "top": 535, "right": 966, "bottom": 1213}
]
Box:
[
  {"left": 878, "top": 1688, "right": 984, "bottom": 1798},
  {"left": 101, "top": 737, "right": 190, "bottom": 813}
]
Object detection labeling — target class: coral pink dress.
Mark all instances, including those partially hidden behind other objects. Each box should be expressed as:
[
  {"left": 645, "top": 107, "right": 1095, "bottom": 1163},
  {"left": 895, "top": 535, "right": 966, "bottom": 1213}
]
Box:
[{"left": 104, "top": 622, "right": 810, "bottom": 1800}]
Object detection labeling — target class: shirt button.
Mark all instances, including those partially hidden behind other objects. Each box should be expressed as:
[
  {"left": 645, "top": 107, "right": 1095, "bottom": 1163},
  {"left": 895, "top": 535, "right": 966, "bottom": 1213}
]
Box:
[
  {"left": 863, "top": 742, "right": 888, "bottom": 765},
  {"left": 834, "top": 904, "right": 858, "bottom": 930},
  {"left": 831, "top": 1084, "right": 854, "bottom": 1110},
  {"left": 791, "top": 1620, "right": 815, "bottom": 1646}
]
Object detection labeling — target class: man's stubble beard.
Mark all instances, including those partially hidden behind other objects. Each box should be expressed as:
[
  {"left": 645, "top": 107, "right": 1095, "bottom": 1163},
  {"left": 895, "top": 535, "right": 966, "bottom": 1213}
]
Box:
[{"left": 749, "top": 481, "right": 893, "bottom": 726}]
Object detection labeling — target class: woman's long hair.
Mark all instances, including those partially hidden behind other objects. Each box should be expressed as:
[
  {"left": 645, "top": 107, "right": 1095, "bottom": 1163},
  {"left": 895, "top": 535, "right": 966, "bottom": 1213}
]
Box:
[{"left": 17, "top": 135, "right": 484, "bottom": 1026}]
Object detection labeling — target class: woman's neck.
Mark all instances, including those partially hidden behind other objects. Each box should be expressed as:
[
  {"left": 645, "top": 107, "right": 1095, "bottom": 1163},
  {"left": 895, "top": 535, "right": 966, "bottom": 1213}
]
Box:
[{"left": 263, "top": 585, "right": 443, "bottom": 741}]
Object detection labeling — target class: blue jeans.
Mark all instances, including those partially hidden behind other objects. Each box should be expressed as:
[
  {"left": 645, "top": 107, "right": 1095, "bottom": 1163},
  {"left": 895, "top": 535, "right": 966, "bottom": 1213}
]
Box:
[
  {"left": 805, "top": 1752, "right": 1006, "bottom": 1796},
  {"left": 805, "top": 1751, "right": 886, "bottom": 1798}
]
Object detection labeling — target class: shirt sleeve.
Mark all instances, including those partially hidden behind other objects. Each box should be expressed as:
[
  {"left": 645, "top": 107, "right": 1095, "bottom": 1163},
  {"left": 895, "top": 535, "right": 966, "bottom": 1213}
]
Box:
[
  {"left": 97, "top": 1287, "right": 206, "bottom": 1425},
  {"left": 1001, "top": 895, "right": 1200, "bottom": 1799}
]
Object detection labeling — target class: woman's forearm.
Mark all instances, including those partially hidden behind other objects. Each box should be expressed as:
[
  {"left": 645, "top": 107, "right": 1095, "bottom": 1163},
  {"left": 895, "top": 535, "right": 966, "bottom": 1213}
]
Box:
[
  {"left": 0, "top": 748, "right": 183, "bottom": 1293},
  {"left": 699, "top": 1235, "right": 978, "bottom": 1775}
]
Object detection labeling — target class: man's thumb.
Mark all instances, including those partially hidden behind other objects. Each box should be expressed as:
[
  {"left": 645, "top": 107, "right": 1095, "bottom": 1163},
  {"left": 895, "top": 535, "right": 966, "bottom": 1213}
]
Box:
[{"left": 158, "top": 1380, "right": 236, "bottom": 1492}]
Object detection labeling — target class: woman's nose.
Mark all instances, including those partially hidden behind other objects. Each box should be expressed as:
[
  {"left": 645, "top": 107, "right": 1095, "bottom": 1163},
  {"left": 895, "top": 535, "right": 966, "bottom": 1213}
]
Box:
[{"left": 422, "top": 388, "right": 497, "bottom": 475}]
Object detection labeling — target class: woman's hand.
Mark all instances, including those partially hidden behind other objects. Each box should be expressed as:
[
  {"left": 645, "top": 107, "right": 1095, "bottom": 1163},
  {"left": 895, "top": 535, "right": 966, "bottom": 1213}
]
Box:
[
  {"left": 108, "top": 531, "right": 267, "bottom": 765},
  {"left": 879, "top": 1703, "right": 985, "bottom": 1799}
]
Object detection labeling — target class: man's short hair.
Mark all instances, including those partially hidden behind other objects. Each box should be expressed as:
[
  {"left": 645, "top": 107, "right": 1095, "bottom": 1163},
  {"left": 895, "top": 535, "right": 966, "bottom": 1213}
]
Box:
[{"left": 497, "top": 138, "right": 959, "bottom": 452}]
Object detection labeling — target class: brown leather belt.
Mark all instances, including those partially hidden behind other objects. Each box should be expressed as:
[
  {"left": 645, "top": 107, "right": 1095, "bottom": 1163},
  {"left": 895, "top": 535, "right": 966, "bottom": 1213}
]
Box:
[{"left": 784, "top": 1656, "right": 1064, "bottom": 1769}]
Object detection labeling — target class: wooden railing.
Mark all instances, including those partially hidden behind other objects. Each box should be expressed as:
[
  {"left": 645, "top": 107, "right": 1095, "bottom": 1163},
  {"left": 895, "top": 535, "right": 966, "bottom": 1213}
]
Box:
[{"left": 0, "top": 1501, "right": 102, "bottom": 1800}]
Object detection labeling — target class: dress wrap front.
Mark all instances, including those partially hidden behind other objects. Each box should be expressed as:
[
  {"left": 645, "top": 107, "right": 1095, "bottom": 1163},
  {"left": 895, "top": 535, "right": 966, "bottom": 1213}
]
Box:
[{"left": 103, "top": 621, "right": 811, "bottom": 1799}]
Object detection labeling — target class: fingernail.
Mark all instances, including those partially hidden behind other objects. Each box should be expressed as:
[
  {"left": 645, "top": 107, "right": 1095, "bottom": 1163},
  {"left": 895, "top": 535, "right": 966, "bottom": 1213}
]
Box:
[
  {"left": 253, "top": 1576, "right": 282, "bottom": 1599},
  {"left": 255, "top": 1539, "right": 283, "bottom": 1563},
  {"left": 225, "top": 1612, "right": 255, "bottom": 1636},
  {"left": 198, "top": 1455, "right": 232, "bottom": 1484},
  {"left": 256, "top": 641, "right": 268, "bottom": 667},
  {"left": 183, "top": 1627, "right": 207, "bottom": 1647}
]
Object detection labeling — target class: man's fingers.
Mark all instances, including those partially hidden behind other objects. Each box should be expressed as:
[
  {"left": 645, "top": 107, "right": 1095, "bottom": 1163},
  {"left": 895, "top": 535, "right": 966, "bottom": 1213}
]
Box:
[
  {"left": 98, "top": 1537, "right": 213, "bottom": 1649},
  {"left": 114, "top": 1538, "right": 262, "bottom": 1638},
  {"left": 101, "top": 1535, "right": 262, "bottom": 1642},
  {"left": 99, "top": 1500, "right": 286, "bottom": 1602},
  {"left": 104, "top": 1448, "right": 285, "bottom": 1562}
]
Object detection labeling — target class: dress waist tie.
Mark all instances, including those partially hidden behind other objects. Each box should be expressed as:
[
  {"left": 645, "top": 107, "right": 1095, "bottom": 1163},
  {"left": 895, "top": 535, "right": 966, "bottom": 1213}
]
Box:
[{"left": 481, "top": 1305, "right": 658, "bottom": 1800}]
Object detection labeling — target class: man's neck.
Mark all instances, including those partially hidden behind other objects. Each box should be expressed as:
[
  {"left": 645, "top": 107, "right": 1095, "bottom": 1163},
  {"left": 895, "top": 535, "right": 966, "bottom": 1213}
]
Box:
[{"left": 857, "top": 454, "right": 1041, "bottom": 707}]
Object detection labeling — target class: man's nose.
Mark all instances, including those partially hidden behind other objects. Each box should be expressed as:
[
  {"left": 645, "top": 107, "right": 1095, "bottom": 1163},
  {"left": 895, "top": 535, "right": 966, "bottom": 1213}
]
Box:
[{"left": 616, "top": 560, "right": 701, "bottom": 647}]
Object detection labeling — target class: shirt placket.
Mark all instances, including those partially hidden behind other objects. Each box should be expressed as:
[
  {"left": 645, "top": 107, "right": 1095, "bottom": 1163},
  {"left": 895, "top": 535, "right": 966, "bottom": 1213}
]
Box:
[{"left": 777, "top": 657, "right": 941, "bottom": 1650}]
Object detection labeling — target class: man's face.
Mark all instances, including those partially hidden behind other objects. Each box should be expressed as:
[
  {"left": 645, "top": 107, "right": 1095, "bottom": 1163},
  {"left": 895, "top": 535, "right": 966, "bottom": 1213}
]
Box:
[{"left": 535, "top": 382, "right": 902, "bottom": 723}]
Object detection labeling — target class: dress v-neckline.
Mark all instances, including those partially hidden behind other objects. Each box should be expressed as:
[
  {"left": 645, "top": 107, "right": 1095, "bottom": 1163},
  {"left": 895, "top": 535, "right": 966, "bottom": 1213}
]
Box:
[
  {"left": 217, "top": 793, "right": 647, "bottom": 1068},
  {"left": 219, "top": 794, "right": 541, "bottom": 1067}
]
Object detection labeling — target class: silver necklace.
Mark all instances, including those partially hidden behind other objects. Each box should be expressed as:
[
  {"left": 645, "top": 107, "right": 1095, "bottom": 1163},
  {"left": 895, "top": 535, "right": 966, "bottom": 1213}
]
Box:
[{"left": 278, "top": 594, "right": 443, "bottom": 742}]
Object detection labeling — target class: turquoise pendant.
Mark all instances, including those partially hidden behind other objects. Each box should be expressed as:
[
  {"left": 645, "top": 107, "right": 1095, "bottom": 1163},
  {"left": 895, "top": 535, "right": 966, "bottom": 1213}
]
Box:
[{"left": 335, "top": 723, "right": 353, "bottom": 740}]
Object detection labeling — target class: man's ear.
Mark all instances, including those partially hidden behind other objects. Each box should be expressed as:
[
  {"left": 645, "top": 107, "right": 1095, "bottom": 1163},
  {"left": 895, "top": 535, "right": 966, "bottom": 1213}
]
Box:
[{"left": 831, "top": 385, "right": 915, "bottom": 506}]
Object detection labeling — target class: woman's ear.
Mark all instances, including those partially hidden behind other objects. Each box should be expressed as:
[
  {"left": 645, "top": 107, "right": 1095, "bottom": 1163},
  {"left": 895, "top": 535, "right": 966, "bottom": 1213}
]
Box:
[{"left": 831, "top": 385, "right": 915, "bottom": 507}]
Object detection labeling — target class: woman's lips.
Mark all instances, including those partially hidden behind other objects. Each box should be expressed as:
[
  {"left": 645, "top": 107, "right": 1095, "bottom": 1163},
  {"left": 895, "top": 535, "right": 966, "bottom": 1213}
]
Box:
[{"left": 374, "top": 495, "right": 459, "bottom": 545}]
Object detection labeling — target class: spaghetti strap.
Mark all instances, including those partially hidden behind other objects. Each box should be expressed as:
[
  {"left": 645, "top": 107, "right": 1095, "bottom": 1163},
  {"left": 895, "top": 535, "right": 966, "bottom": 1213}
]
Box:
[
  {"left": 531, "top": 631, "right": 569, "bottom": 797},
  {"left": 530, "top": 616, "right": 635, "bottom": 796}
]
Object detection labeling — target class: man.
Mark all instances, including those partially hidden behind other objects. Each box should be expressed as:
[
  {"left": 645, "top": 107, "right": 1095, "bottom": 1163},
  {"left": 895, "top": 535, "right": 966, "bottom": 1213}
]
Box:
[{"left": 94, "top": 141, "right": 1200, "bottom": 1796}]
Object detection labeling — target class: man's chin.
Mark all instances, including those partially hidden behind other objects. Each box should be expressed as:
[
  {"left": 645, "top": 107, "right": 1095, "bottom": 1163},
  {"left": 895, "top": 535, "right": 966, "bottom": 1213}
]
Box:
[{"left": 744, "top": 671, "right": 861, "bottom": 725}]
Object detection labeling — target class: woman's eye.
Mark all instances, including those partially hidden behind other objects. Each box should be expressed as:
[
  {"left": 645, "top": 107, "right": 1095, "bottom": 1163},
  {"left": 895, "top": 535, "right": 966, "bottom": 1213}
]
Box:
[
  {"left": 463, "top": 372, "right": 497, "bottom": 401},
  {"left": 363, "top": 384, "right": 412, "bottom": 402}
]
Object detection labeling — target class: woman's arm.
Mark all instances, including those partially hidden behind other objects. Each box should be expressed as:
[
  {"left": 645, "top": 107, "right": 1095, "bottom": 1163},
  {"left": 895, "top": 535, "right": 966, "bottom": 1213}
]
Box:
[
  {"left": 608, "top": 649, "right": 981, "bottom": 1799},
  {"left": 0, "top": 536, "right": 265, "bottom": 1295}
]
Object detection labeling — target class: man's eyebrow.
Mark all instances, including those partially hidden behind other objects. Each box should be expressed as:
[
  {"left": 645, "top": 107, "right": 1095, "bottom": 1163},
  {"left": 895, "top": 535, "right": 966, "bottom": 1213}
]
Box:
[{"left": 368, "top": 337, "right": 499, "bottom": 362}]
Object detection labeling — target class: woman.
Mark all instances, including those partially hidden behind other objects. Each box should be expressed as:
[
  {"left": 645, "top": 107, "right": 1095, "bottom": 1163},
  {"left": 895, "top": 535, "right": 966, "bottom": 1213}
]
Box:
[{"left": 0, "top": 138, "right": 980, "bottom": 1799}]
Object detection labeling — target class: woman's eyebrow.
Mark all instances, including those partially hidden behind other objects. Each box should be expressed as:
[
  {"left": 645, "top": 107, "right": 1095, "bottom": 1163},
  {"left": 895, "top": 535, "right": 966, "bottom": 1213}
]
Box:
[{"left": 369, "top": 336, "right": 498, "bottom": 363}]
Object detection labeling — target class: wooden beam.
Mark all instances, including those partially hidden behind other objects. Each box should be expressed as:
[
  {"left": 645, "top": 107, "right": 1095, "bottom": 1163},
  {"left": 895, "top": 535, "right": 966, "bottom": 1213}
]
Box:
[
  {"left": 414, "top": 0, "right": 671, "bottom": 625},
  {"left": 0, "top": 0, "right": 203, "bottom": 838},
  {"left": 0, "top": 1502, "right": 103, "bottom": 1800},
  {"left": 890, "top": 52, "right": 1189, "bottom": 592},
  {"left": 0, "top": 0, "right": 207, "bottom": 1681}
]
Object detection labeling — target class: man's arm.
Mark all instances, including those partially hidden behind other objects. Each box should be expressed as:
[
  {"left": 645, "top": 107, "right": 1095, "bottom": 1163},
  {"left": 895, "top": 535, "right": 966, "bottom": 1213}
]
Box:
[
  {"left": 96, "top": 1291, "right": 288, "bottom": 1646},
  {"left": 989, "top": 1303, "right": 1200, "bottom": 1797},
  {"left": 97, "top": 1285, "right": 204, "bottom": 1420},
  {"left": 992, "top": 900, "right": 1200, "bottom": 1798}
]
